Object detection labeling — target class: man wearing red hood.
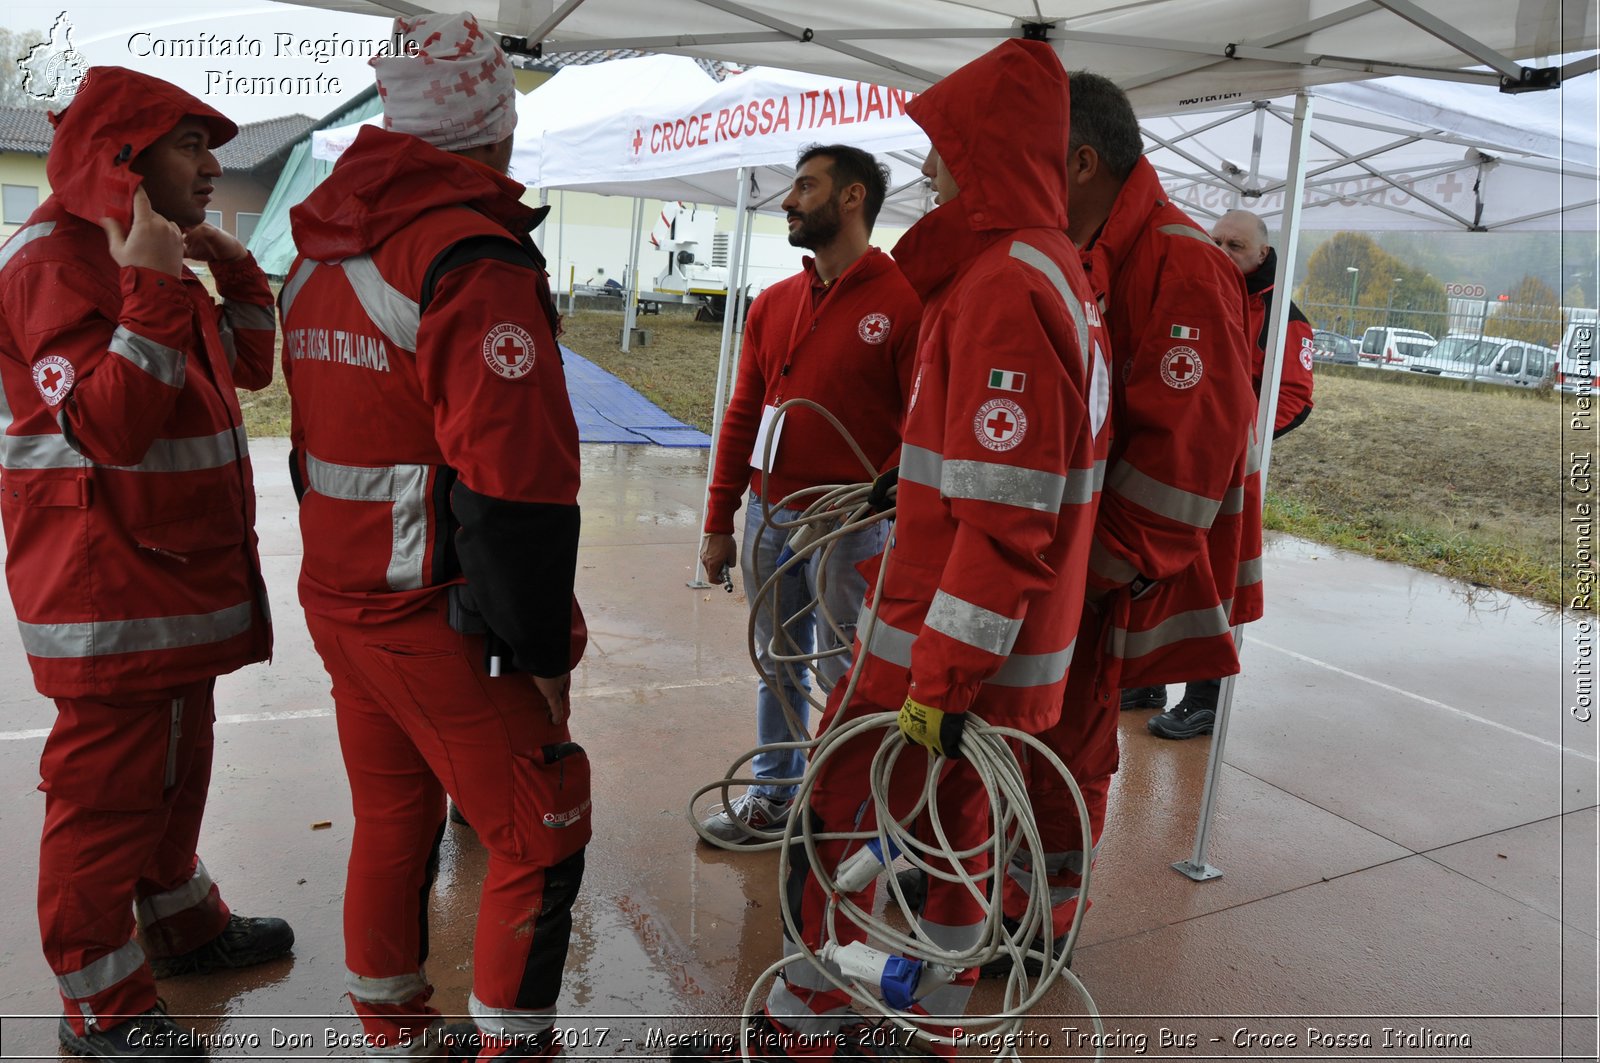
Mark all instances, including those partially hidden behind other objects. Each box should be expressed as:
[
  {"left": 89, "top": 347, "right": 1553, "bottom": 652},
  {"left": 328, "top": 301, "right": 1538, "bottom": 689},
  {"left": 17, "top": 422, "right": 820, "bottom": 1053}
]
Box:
[
  {"left": 684, "top": 39, "right": 1111, "bottom": 1061},
  {"left": 280, "top": 13, "right": 588, "bottom": 1061},
  {"left": 0, "top": 67, "right": 292, "bottom": 1059}
]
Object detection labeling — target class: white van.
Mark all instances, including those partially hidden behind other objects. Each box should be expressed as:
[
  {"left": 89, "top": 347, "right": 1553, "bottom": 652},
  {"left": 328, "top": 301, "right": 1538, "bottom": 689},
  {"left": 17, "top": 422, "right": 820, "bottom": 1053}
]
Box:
[
  {"left": 1411, "top": 333, "right": 1557, "bottom": 388},
  {"left": 1555, "top": 322, "right": 1597, "bottom": 394},
  {"left": 1359, "top": 327, "right": 1436, "bottom": 370}
]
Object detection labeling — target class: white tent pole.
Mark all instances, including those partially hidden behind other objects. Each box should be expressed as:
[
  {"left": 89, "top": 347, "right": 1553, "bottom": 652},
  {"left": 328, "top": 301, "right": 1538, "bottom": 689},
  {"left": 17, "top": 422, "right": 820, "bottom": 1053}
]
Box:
[
  {"left": 687, "top": 167, "right": 753, "bottom": 588},
  {"left": 1175, "top": 92, "right": 1315, "bottom": 883},
  {"left": 729, "top": 195, "right": 758, "bottom": 381},
  {"left": 622, "top": 197, "right": 644, "bottom": 352}
]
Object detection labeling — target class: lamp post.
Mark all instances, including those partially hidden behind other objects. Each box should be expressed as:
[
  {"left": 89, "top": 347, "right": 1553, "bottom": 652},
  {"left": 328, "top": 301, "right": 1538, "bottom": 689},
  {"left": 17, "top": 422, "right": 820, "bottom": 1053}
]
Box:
[
  {"left": 1346, "top": 266, "right": 1361, "bottom": 336},
  {"left": 1385, "top": 277, "right": 1403, "bottom": 328}
]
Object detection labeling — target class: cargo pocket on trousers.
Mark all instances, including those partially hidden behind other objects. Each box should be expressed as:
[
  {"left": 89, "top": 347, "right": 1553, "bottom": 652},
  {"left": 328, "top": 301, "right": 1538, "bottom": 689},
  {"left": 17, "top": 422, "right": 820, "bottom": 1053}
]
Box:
[{"left": 511, "top": 741, "right": 592, "bottom": 865}]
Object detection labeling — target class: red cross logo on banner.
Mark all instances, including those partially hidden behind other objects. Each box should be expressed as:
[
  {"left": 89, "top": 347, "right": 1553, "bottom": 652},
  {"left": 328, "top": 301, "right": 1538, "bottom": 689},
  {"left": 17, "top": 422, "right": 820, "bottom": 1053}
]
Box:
[
  {"left": 632, "top": 129, "right": 644, "bottom": 155},
  {"left": 973, "top": 397, "right": 1028, "bottom": 452},
  {"left": 482, "top": 323, "right": 539, "bottom": 380},
  {"left": 1160, "top": 346, "right": 1203, "bottom": 390}
]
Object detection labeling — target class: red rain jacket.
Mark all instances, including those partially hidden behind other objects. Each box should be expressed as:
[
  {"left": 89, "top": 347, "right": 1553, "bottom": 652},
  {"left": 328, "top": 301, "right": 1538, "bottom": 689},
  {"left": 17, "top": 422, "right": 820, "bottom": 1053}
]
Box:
[
  {"left": 860, "top": 40, "right": 1112, "bottom": 732},
  {"left": 705, "top": 249, "right": 918, "bottom": 533},
  {"left": 282, "top": 125, "right": 584, "bottom": 677},
  {"left": 1246, "top": 247, "right": 1316, "bottom": 436},
  {"left": 1080, "top": 158, "right": 1261, "bottom": 684},
  {"left": 0, "top": 67, "right": 274, "bottom": 698}
]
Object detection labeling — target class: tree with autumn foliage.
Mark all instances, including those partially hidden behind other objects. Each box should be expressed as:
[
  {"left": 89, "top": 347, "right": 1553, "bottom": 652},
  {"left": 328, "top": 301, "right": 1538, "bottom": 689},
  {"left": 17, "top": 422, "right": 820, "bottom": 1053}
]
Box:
[
  {"left": 1294, "top": 232, "right": 1447, "bottom": 337},
  {"left": 1490, "top": 274, "right": 1564, "bottom": 346}
]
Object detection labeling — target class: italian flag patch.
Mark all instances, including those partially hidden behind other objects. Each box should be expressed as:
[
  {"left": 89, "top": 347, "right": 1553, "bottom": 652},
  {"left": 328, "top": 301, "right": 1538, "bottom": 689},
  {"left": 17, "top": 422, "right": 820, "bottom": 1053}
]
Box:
[
  {"left": 988, "top": 369, "right": 1027, "bottom": 392},
  {"left": 1170, "top": 324, "right": 1200, "bottom": 339}
]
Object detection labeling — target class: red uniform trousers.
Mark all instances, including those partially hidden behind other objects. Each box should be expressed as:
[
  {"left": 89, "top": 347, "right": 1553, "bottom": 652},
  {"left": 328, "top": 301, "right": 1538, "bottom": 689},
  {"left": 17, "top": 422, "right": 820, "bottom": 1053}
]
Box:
[
  {"left": 763, "top": 686, "right": 992, "bottom": 1058},
  {"left": 39, "top": 679, "right": 232, "bottom": 1034},
  {"left": 1002, "top": 604, "right": 1120, "bottom": 938},
  {"left": 306, "top": 598, "right": 590, "bottom": 1050}
]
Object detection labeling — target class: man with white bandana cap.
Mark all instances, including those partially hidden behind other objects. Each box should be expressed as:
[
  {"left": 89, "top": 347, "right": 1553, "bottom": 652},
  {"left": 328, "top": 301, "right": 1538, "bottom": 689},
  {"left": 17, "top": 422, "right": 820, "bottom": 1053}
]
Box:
[{"left": 280, "top": 12, "right": 588, "bottom": 1060}]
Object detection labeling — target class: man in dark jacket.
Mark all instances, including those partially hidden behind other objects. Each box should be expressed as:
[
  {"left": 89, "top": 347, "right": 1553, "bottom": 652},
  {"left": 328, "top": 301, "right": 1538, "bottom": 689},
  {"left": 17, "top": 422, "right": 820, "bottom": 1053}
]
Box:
[
  {"left": 0, "top": 67, "right": 292, "bottom": 1060},
  {"left": 281, "top": 12, "right": 587, "bottom": 1061}
]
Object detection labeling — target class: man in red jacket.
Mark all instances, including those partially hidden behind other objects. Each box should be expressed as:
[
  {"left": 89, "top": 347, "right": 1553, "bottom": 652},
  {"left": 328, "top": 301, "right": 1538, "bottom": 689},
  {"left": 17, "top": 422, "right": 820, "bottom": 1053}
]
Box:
[
  {"left": 697, "top": 145, "right": 919, "bottom": 845},
  {"left": 0, "top": 68, "right": 292, "bottom": 1060},
  {"left": 280, "top": 14, "right": 588, "bottom": 1060},
  {"left": 980, "top": 70, "right": 1260, "bottom": 970},
  {"left": 686, "top": 40, "right": 1111, "bottom": 1059},
  {"left": 1132, "top": 208, "right": 1314, "bottom": 738}
]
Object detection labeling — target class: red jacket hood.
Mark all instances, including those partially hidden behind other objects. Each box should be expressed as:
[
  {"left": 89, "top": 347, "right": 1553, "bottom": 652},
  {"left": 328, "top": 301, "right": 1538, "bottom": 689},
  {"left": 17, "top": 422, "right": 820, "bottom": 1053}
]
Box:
[
  {"left": 291, "top": 125, "right": 545, "bottom": 260},
  {"left": 907, "top": 39, "right": 1071, "bottom": 236},
  {"left": 46, "top": 67, "right": 237, "bottom": 231}
]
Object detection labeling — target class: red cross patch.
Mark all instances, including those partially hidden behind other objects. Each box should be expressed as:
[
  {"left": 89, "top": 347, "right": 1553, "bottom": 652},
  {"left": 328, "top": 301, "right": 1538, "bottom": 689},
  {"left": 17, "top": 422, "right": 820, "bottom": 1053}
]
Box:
[
  {"left": 1159, "top": 346, "right": 1203, "bottom": 390},
  {"left": 973, "top": 397, "right": 1028, "bottom": 452},
  {"left": 482, "top": 322, "right": 538, "bottom": 380},
  {"left": 1299, "top": 344, "right": 1315, "bottom": 371},
  {"left": 857, "top": 312, "right": 890, "bottom": 345},
  {"left": 32, "top": 355, "right": 75, "bottom": 407}
]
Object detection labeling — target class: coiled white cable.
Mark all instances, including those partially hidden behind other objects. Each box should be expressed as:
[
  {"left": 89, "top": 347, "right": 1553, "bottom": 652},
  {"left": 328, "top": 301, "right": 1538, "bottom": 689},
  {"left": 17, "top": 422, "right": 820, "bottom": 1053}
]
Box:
[{"left": 689, "top": 397, "right": 1104, "bottom": 1060}]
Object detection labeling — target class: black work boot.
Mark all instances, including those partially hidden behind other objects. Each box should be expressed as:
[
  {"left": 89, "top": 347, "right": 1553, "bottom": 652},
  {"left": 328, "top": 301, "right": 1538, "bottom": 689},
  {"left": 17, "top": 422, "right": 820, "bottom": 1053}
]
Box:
[
  {"left": 1119, "top": 685, "right": 1167, "bottom": 710},
  {"left": 147, "top": 914, "right": 294, "bottom": 978},
  {"left": 1146, "top": 679, "right": 1221, "bottom": 739},
  {"left": 58, "top": 1003, "right": 206, "bottom": 1059},
  {"left": 889, "top": 867, "right": 927, "bottom": 910}
]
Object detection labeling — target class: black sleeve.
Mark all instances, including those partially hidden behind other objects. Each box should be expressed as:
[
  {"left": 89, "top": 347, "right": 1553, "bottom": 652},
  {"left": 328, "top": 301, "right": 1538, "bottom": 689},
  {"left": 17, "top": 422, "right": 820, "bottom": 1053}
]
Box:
[{"left": 450, "top": 480, "right": 581, "bottom": 677}]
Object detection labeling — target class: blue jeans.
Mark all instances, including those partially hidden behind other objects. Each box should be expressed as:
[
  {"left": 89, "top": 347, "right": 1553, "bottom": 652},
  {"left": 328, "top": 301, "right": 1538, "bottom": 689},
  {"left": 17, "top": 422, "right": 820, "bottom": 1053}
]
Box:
[{"left": 741, "top": 492, "right": 889, "bottom": 800}]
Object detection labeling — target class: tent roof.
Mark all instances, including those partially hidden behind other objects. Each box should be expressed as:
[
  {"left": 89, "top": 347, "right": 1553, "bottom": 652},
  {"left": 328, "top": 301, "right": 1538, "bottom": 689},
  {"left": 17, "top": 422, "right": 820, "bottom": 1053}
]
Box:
[
  {"left": 273, "top": 0, "right": 1597, "bottom": 114},
  {"left": 1146, "top": 71, "right": 1598, "bottom": 232}
]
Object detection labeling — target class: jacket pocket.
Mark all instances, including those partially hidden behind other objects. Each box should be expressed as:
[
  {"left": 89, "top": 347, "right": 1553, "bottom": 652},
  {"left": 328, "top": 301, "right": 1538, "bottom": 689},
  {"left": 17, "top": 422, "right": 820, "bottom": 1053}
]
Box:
[{"left": 130, "top": 496, "right": 246, "bottom": 556}]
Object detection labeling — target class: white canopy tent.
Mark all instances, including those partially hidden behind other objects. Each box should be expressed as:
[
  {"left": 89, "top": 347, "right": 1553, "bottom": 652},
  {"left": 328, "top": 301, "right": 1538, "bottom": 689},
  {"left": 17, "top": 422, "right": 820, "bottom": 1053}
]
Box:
[
  {"left": 274, "top": 0, "right": 1598, "bottom": 880},
  {"left": 1146, "top": 73, "right": 1598, "bottom": 232}
]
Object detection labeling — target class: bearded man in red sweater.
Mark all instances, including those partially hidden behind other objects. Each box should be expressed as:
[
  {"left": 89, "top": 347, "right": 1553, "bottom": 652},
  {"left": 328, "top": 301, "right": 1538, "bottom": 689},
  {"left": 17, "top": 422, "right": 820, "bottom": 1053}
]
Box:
[{"left": 698, "top": 144, "right": 920, "bottom": 845}]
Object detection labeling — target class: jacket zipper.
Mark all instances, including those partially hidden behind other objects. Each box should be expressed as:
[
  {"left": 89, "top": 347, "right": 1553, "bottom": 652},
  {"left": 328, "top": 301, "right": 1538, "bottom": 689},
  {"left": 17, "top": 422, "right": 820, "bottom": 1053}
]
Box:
[{"left": 165, "top": 696, "right": 184, "bottom": 789}]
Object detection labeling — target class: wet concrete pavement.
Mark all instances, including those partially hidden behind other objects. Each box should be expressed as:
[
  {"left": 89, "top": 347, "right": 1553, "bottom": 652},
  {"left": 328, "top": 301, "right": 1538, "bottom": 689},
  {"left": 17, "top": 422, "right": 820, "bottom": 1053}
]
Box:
[{"left": 0, "top": 439, "right": 1593, "bottom": 1060}]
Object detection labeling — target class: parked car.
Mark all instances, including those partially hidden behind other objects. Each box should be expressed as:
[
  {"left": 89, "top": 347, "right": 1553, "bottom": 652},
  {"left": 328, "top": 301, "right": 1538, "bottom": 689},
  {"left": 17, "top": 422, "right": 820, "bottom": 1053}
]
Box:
[
  {"left": 1359, "top": 326, "right": 1436, "bottom": 370},
  {"left": 1411, "top": 333, "right": 1556, "bottom": 388},
  {"left": 1311, "top": 329, "right": 1359, "bottom": 365},
  {"left": 1554, "top": 321, "right": 1597, "bottom": 394}
]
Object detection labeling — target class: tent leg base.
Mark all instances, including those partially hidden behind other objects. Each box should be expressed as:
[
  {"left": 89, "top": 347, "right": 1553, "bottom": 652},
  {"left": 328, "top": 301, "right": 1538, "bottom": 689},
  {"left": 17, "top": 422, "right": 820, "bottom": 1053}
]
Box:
[{"left": 1173, "top": 860, "right": 1223, "bottom": 882}]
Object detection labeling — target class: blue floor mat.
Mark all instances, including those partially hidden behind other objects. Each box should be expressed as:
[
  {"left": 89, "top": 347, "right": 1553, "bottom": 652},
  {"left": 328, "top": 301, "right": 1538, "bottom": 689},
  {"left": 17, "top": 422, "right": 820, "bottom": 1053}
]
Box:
[{"left": 561, "top": 345, "right": 710, "bottom": 447}]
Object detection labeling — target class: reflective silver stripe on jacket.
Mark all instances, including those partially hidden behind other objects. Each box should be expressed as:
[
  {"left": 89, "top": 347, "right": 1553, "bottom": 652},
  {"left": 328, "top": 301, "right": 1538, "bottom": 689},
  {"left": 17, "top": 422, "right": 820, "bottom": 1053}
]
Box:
[
  {"left": 900, "top": 444, "right": 1100, "bottom": 513},
  {"left": 0, "top": 221, "right": 56, "bottom": 273},
  {"left": 341, "top": 254, "right": 420, "bottom": 352},
  {"left": 1011, "top": 842, "right": 1098, "bottom": 878},
  {"left": 1115, "top": 603, "right": 1232, "bottom": 659},
  {"left": 0, "top": 426, "right": 245, "bottom": 473},
  {"left": 304, "top": 455, "right": 430, "bottom": 592},
  {"left": 1089, "top": 539, "right": 1139, "bottom": 584},
  {"left": 1106, "top": 461, "right": 1222, "bottom": 528},
  {"left": 468, "top": 992, "right": 557, "bottom": 1037},
  {"left": 18, "top": 601, "right": 254, "bottom": 659},
  {"left": 1009, "top": 240, "right": 1090, "bottom": 370},
  {"left": 863, "top": 605, "right": 1073, "bottom": 691},
  {"left": 217, "top": 317, "right": 237, "bottom": 370},
  {"left": 926, "top": 590, "right": 1022, "bottom": 658},
  {"left": 1237, "top": 555, "right": 1264, "bottom": 588},
  {"left": 110, "top": 326, "right": 186, "bottom": 389},
  {"left": 57, "top": 938, "right": 145, "bottom": 1000},
  {"left": 1158, "top": 222, "right": 1214, "bottom": 245},
  {"left": 345, "top": 967, "right": 427, "bottom": 1005},
  {"left": 223, "top": 300, "right": 275, "bottom": 332},
  {"left": 278, "top": 258, "right": 318, "bottom": 320},
  {"left": 133, "top": 858, "right": 215, "bottom": 926},
  {"left": 1246, "top": 439, "right": 1263, "bottom": 475}
]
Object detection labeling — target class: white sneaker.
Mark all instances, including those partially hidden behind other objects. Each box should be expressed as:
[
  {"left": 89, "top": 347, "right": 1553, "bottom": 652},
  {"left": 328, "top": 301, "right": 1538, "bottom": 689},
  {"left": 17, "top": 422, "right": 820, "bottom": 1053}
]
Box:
[{"left": 698, "top": 791, "right": 794, "bottom": 845}]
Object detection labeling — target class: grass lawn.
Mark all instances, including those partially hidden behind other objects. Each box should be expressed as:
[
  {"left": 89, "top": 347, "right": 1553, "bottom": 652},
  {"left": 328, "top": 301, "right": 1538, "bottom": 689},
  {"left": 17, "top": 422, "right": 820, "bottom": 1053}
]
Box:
[{"left": 242, "top": 307, "right": 1569, "bottom": 607}]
